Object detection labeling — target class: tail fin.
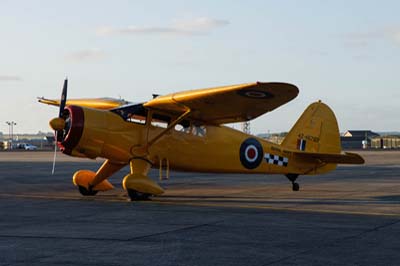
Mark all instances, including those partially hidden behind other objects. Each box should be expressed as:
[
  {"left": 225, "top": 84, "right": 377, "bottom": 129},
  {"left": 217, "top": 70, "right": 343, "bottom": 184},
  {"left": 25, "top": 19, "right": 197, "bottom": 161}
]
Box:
[
  {"left": 281, "top": 101, "right": 341, "bottom": 154},
  {"left": 281, "top": 101, "right": 364, "bottom": 175}
]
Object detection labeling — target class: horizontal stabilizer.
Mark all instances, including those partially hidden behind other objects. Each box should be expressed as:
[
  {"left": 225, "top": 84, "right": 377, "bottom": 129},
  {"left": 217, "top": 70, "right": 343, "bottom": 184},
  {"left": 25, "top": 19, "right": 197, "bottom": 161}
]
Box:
[{"left": 294, "top": 151, "right": 365, "bottom": 164}]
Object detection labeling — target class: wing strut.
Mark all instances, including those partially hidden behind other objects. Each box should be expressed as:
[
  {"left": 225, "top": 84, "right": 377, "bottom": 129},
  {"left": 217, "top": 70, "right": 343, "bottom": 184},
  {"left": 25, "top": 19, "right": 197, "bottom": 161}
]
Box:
[{"left": 147, "top": 108, "right": 191, "bottom": 147}]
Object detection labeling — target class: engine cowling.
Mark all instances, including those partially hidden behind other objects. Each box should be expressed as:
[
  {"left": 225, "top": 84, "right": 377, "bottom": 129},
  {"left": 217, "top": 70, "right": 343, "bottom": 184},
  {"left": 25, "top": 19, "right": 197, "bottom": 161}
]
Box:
[
  {"left": 57, "top": 105, "right": 134, "bottom": 161},
  {"left": 57, "top": 105, "right": 85, "bottom": 156}
]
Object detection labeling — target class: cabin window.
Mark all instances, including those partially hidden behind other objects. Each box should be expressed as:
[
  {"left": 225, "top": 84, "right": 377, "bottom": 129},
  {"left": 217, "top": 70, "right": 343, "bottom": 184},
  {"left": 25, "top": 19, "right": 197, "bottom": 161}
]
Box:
[
  {"left": 174, "top": 124, "right": 184, "bottom": 132},
  {"left": 178, "top": 125, "right": 192, "bottom": 134},
  {"left": 192, "top": 125, "right": 207, "bottom": 137},
  {"left": 174, "top": 121, "right": 207, "bottom": 137},
  {"left": 174, "top": 119, "right": 190, "bottom": 133},
  {"left": 151, "top": 113, "right": 170, "bottom": 128},
  {"left": 151, "top": 120, "right": 168, "bottom": 128},
  {"left": 128, "top": 115, "right": 146, "bottom": 125}
]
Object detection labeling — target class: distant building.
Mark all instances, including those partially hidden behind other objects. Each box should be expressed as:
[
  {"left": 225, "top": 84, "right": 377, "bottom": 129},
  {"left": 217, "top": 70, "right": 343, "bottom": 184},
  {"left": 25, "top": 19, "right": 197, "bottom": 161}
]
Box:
[
  {"left": 342, "top": 130, "right": 379, "bottom": 138},
  {"left": 257, "top": 132, "right": 287, "bottom": 144},
  {"left": 371, "top": 136, "right": 400, "bottom": 149},
  {"left": 341, "top": 130, "right": 379, "bottom": 149}
]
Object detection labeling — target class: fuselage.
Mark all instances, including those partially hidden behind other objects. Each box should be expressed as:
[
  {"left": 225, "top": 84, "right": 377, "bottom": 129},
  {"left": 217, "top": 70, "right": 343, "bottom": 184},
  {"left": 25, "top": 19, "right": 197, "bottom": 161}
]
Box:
[{"left": 62, "top": 106, "right": 331, "bottom": 176}]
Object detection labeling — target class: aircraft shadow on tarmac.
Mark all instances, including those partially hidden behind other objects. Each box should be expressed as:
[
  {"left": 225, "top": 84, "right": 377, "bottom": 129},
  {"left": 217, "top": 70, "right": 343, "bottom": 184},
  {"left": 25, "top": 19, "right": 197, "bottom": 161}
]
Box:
[
  {"left": 373, "top": 195, "right": 400, "bottom": 203},
  {"left": 156, "top": 194, "right": 400, "bottom": 205}
]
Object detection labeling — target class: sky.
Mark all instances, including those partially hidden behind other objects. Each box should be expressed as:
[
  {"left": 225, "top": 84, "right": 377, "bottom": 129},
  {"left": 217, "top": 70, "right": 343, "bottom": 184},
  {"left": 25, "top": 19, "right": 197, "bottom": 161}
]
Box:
[{"left": 0, "top": 0, "right": 399, "bottom": 135}]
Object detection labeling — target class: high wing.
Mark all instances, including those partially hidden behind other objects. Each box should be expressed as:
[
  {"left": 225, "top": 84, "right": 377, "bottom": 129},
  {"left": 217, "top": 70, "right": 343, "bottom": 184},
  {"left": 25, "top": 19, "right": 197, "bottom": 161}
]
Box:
[
  {"left": 143, "top": 82, "right": 299, "bottom": 124},
  {"left": 38, "top": 97, "right": 130, "bottom": 110}
]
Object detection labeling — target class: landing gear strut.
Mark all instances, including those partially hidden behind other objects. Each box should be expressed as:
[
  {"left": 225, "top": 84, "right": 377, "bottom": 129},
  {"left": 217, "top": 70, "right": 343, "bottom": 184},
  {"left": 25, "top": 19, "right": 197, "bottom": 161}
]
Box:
[
  {"left": 292, "top": 182, "right": 300, "bottom": 191},
  {"left": 122, "top": 158, "right": 165, "bottom": 201},
  {"left": 285, "top": 174, "right": 300, "bottom": 191}
]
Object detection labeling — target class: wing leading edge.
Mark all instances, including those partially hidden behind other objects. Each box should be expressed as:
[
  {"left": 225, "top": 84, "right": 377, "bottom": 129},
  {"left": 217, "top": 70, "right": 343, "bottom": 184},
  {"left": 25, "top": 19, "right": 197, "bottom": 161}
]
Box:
[{"left": 38, "top": 97, "right": 130, "bottom": 110}]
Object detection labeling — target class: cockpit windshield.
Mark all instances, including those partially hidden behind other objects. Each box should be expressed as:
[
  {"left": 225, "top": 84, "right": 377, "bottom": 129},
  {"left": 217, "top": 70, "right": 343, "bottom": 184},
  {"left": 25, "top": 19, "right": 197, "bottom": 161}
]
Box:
[{"left": 111, "top": 103, "right": 147, "bottom": 124}]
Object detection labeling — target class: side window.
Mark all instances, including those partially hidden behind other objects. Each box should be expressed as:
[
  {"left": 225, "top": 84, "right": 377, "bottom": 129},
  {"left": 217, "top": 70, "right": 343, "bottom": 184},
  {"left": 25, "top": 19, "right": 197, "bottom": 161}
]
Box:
[
  {"left": 174, "top": 124, "right": 183, "bottom": 131},
  {"left": 174, "top": 121, "right": 207, "bottom": 137},
  {"left": 151, "top": 113, "right": 170, "bottom": 128},
  {"left": 128, "top": 114, "right": 146, "bottom": 125},
  {"left": 193, "top": 125, "right": 207, "bottom": 137},
  {"left": 174, "top": 124, "right": 185, "bottom": 132},
  {"left": 174, "top": 120, "right": 191, "bottom": 133},
  {"left": 151, "top": 120, "right": 168, "bottom": 128}
]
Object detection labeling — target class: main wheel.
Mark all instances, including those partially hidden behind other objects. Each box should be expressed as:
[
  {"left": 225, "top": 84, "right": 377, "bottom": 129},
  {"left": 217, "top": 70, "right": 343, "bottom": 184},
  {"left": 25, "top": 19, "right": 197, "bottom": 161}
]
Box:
[
  {"left": 78, "top": 185, "right": 98, "bottom": 196},
  {"left": 127, "top": 189, "right": 151, "bottom": 201},
  {"left": 292, "top": 182, "right": 300, "bottom": 191}
]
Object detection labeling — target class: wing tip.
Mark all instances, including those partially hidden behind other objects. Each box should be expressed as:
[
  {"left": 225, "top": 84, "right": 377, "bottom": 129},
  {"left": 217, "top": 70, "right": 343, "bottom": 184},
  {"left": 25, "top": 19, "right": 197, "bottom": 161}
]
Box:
[{"left": 38, "top": 97, "right": 59, "bottom": 106}]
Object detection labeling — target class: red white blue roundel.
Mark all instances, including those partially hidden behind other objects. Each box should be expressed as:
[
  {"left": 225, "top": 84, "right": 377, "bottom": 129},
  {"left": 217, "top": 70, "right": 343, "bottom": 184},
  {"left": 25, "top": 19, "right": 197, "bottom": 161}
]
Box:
[{"left": 240, "top": 138, "right": 263, "bottom": 169}]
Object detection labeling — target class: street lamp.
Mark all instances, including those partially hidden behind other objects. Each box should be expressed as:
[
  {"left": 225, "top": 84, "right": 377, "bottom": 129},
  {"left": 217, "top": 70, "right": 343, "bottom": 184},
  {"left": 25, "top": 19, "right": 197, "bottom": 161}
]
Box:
[{"left": 5, "top": 121, "right": 16, "bottom": 150}]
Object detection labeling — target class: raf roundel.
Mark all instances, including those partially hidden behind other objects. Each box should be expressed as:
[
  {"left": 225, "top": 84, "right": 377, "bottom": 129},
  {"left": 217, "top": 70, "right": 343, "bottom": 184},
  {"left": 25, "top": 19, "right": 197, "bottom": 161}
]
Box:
[
  {"left": 237, "top": 89, "right": 273, "bottom": 99},
  {"left": 240, "top": 138, "right": 264, "bottom": 169}
]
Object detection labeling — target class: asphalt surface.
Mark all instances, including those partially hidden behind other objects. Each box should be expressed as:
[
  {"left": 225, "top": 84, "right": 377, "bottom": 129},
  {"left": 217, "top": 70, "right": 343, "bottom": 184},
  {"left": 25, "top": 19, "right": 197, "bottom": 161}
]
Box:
[{"left": 0, "top": 151, "right": 400, "bottom": 265}]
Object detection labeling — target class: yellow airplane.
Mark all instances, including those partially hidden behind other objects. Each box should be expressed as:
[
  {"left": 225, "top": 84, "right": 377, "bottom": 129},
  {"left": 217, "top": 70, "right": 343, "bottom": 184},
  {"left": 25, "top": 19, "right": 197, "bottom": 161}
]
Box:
[{"left": 39, "top": 79, "right": 364, "bottom": 200}]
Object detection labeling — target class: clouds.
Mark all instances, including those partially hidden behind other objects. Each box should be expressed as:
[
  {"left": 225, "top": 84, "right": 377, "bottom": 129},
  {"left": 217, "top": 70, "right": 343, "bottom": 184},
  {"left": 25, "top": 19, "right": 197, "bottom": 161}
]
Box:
[
  {"left": 96, "top": 17, "right": 230, "bottom": 37},
  {"left": 346, "top": 26, "right": 400, "bottom": 47},
  {"left": 65, "top": 49, "right": 106, "bottom": 62},
  {"left": 64, "top": 17, "right": 229, "bottom": 64},
  {"left": 65, "top": 17, "right": 229, "bottom": 63},
  {"left": 0, "top": 75, "right": 22, "bottom": 81},
  {"left": 385, "top": 27, "right": 400, "bottom": 45}
]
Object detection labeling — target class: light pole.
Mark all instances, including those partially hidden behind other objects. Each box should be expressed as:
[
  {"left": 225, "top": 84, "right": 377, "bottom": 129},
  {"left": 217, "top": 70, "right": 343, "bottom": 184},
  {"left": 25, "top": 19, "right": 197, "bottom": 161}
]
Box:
[{"left": 5, "top": 121, "right": 16, "bottom": 150}]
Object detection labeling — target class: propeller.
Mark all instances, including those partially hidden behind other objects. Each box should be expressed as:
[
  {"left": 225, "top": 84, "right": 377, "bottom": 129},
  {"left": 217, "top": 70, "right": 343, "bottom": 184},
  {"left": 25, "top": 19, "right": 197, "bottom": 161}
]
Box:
[{"left": 49, "top": 78, "right": 68, "bottom": 175}]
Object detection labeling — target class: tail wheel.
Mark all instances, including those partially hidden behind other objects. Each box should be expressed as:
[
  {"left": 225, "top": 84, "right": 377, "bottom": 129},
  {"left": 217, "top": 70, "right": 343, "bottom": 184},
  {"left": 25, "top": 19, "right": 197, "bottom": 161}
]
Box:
[
  {"left": 127, "top": 189, "right": 151, "bottom": 201},
  {"left": 286, "top": 174, "right": 300, "bottom": 191}
]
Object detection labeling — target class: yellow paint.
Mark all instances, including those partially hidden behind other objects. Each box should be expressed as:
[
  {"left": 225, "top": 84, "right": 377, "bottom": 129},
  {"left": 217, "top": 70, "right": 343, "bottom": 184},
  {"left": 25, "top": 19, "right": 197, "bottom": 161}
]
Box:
[
  {"left": 68, "top": 101, "right": 363, "bottom": 178},
  {"left": 144, "top": 82, "right": 298, "bottom": 124},
  {"left": 73, "top": 170, "right": 114, "bottom": 191},
  {"left": 49, "top": 117, "right": 65, "bottom": 131},
  {"left": 38, "top": 97, "right": 127, "bottom": 110},
  {"left": 282, "top": 101, "right": 340, "bottom": 154},
  {"left": 122, "top": 159, "right": 164, "bottom": 195},
  {"left": 40, "top": 81, "right": 364, "bottom": 198}
]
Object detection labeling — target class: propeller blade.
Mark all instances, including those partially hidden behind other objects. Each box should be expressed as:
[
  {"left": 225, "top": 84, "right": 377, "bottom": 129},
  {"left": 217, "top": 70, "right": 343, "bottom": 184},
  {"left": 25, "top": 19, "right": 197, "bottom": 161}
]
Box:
[
  {"left": 56, "top": 78, "right": 68, "bottom": 142},
  {"left": 52, "top": 132, "right": 57, "bottom": 175},
  {"left": 53, "top": 78, "right": 68, "bottom": 173},
  {"left": 59, "top": 79, "right": 68, "bottom": 118}
]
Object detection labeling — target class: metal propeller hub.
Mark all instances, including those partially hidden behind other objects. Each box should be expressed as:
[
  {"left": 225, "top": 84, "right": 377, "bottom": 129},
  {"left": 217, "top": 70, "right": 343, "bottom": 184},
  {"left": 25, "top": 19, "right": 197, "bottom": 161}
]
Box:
[{"left": 49, "top": 117, "right": 65, "bottom": 131}]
